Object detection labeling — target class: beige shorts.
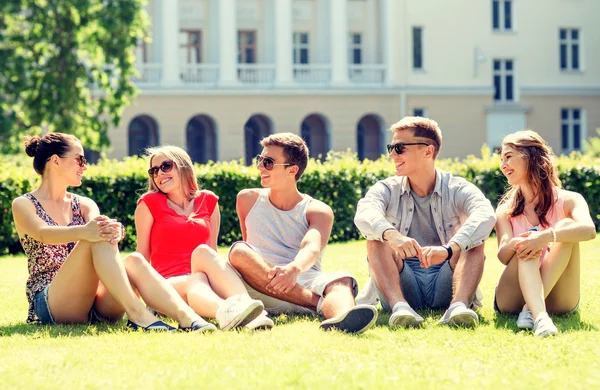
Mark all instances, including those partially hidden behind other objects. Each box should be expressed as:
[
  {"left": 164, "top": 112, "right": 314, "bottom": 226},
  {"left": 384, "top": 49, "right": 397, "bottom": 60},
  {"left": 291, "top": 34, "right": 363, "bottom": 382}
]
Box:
[{"left": 228, "top": 241, "right": 358, "bottom": 315}]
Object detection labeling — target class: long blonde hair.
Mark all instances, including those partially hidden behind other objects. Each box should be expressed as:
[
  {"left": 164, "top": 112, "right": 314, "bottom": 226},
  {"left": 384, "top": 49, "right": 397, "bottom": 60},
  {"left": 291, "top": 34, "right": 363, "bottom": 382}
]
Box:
[
  {"left": 141, "top": 145, "right": 200, "bottom": 199},
  {"left": 498, "top": 130, "right": 561, "bottom": 227}
]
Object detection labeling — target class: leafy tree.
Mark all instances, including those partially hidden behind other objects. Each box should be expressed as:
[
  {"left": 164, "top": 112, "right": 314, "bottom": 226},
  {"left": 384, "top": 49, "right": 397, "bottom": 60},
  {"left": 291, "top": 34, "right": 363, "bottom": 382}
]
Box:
[{"left": 0, "top": 0, "right": 147, "bottom": 153}]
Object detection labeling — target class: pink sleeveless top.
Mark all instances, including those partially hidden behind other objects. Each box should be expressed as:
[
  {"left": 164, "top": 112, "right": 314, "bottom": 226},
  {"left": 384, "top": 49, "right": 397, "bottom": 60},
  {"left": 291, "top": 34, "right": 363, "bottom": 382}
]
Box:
[{"left": 510, "top": 189, "right": 566, "bottom": 263}]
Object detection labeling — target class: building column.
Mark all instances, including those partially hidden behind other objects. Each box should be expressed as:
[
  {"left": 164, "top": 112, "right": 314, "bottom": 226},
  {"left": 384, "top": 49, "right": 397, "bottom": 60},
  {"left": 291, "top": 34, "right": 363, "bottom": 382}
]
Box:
[
  {"left": 219, "top": 0, "right": 237, "bottom": 85},
  {"left": 161, "top": 0, "right": 181, "bottom": 86},
  {"left": 274, "top": 0, "right": 293, "bottom": 85},
  {"left": 381, "top": 0, "right": 398, "bottom": 86},
  {"left": 330, "top": 0, "right": 349, "bottom": 85}
]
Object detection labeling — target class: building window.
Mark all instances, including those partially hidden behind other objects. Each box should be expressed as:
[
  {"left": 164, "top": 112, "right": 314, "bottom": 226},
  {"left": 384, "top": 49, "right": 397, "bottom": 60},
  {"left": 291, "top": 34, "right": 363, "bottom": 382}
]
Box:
[
  {"left": 179, "top": 30, "right": 202, "bottom": 64},
  {"left": 561, "top": 108, "right": 583, "bottom": 152},
  {"left": 293, "top": 32, "right": 309, "bottom": 64},
  {"left": 493, "top": 59, "right": 514, "bottom": 102},
  {"left": 492, "top": 0, "right": 512, "bottom": 31},
  {"left": 238, "top": 30, "right": 256, "bottom": 64},
  {"left": 560, "top": 28, "right": 581, "bottom": 71},
  {"left": 412, "top": 27, "right": 423, "bottom": 70},
  {"left": 413, "top": 108, "right": 427, "bottom": 117},
  {"left": 135, "top": 39, "right": 148, "bottom": 63},
  {"left": 348, "top": 33, "right": 362, "bottom": 64}
]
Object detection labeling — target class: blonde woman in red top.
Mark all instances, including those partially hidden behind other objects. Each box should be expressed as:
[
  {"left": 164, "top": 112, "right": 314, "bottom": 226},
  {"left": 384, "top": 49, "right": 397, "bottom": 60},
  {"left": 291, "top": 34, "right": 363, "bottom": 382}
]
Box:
[
  {"left": 135, "top": 146, "right": 272, "bottom": 330},
  {"left": 495, "top": 130, "right": 595, "bottom": 337}
]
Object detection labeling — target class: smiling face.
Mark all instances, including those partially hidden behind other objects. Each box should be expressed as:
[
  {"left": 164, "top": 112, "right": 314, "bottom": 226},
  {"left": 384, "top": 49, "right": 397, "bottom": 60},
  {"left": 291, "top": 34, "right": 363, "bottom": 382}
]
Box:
[
  {"left": 500, "top": 144, "right": 528, "bottom": 186},
  {"left": 389, "top": 129, "right": 434, "bottom": 178},
  {"left": 256, "top": 145, "right": 296, "bottom": 189},
  {"left": 150, "top": 153, "right": 181, "bottom": 195},
  {"left": 54, "top": 142, "right": 87, "bottom": 187}
]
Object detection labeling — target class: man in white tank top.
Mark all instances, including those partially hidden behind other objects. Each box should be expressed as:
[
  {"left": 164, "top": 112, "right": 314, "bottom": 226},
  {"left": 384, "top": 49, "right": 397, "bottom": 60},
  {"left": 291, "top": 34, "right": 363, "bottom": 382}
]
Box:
[{"left": 229, "top": 133, "right": 378, "bottom": 334}]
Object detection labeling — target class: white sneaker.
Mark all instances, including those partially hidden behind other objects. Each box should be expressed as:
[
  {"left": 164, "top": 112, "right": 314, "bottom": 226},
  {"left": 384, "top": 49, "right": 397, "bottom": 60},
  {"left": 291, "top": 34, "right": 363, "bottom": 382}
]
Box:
[
  {"left": 389, "top": 303, "right": 424, "bottom": 328},
  {"left": 245, "top": 311, "right": 274, "bottom": 331},
  {"left": 216, "top": 295, "right": 264, "bottom": 330},
  {"left": 355, "top": 278, "right": 380, "bottom": 306},
  {"left": 517, "top": 309, "right": 534, "bottom": 330},
  {"left": 533, "top": 313, "right": 558, "bottom": 337},
  {"left": 439, "top": 303, "right": 479, "bottom": 328}
]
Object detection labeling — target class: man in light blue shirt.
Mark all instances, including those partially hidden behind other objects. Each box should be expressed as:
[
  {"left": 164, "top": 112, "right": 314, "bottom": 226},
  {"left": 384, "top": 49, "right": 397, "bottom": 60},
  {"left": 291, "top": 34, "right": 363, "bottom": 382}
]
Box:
[{"left": 354, "top": 116, "right": 495, "bottom": 328}]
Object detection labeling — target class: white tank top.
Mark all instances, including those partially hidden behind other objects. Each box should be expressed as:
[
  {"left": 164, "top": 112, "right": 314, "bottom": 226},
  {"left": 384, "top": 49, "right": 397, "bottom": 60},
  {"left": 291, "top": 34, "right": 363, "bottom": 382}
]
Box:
[{"left": 246, "top": 189, "right": 324, "bottom": 271}]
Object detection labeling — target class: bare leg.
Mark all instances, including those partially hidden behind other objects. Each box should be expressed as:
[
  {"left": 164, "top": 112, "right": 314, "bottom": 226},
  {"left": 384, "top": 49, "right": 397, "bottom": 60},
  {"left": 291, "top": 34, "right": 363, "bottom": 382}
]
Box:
[
  {"left": 122, "top": 253, "right": 202, "bottom": 328},
  {"left": 496, "top": 219, "right": 580, "bottom": 316},
  {"left": 495, "top": 253, "right": 525, "bottom": 313},
  {"left": 185, "top": 272, "right": 223, "bottom": 318},
  {"left": 366, "top": 240, "right": 405, "bottom": 309},
  {"left": 48, "top": 241, "right": 157, "bottom": 326},
  {"left": 451, "top": 244, "right": 485, "bottom": 305},
  {"left": 228, "top": 243, "right": 319, "bottom": 309},
  {"left": 320, "top": 278, "right": 356, "bottom": 319}
]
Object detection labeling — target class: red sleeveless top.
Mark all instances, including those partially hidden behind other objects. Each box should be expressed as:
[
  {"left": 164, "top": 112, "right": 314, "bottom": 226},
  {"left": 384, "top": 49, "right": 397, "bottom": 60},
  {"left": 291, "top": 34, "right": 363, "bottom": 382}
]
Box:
[{"left": 138, "top": 191, "right": 218, "bottom": 278}]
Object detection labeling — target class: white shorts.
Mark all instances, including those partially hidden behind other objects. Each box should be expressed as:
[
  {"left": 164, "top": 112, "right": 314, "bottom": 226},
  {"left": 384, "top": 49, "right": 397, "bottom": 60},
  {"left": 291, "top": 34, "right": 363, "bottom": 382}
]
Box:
[{"left": 228, "top": 241, "right": 358, "bottom": 315}]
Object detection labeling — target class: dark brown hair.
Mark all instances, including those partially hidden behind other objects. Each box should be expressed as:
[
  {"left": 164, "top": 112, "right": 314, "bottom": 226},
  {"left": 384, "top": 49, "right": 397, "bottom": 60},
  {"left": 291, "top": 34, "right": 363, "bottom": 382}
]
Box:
[
  {"left": 24, "top": 133, "right": 79, "bottom": 175},
  {"left": 260, "top": 133, "right": 309, "bottom": 181},
  {"left": 390, "top": 116, "right": 443, "bottom": 158},
  {"left": 499, "top": 130, "right": 562, "bottom": 227}
]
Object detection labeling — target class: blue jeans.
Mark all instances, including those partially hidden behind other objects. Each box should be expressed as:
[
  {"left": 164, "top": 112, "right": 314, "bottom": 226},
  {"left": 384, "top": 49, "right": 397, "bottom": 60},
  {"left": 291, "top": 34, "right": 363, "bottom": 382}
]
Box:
[
  {"left": 376, "top": 260, "right": 454, "bottom": 311},
  {"left": 33, "top": 285, "right": 109, "bottom": 324}
]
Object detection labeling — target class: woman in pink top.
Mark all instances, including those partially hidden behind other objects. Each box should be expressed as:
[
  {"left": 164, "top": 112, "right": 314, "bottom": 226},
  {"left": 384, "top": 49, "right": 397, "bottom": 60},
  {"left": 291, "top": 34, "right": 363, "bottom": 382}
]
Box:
[
  {"left": 495, "top": 130, "right": 595, "bottom": 337},
  {"left": 135, "top": 146, "right": 272, "bottom": 330}
]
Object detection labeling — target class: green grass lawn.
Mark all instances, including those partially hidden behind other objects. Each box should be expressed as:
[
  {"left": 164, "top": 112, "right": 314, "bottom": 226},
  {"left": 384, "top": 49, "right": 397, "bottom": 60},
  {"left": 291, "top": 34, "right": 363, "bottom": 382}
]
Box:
[{"left": 1, "top": 237, "right": 599, "bottom": 389}]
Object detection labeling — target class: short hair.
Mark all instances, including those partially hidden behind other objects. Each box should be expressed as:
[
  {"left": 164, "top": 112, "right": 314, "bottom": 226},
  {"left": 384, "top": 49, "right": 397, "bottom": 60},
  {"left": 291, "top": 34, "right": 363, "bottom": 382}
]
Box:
[
  {"left": 260, "top": 133, "right": 309, "bottom": 181},
  {"left": 390, "top": 116, "right": 443, "bottom": 159},
  {"left": 24, "top": 133, "right": 80, "bottom": 175},
  {"left": 142, "top": 145, "right": 200, "bottom": 199}
]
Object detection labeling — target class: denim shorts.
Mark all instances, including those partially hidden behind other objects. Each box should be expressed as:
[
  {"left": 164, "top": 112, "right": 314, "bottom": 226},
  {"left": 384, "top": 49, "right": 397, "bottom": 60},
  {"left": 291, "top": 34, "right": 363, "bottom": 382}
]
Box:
[
  {"left": 376, "top": 259, "right": 454, "bottom": 311},
  {"left": 33, "top": 285, "right": 109, "bottom": 324}
]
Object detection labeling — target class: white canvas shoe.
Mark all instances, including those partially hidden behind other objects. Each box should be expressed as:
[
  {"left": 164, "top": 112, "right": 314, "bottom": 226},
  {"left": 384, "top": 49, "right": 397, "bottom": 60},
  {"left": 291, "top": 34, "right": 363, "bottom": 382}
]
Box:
[
  {"left": 216, "top": 295, "right": 264, "bottom": 330},
  {"left": 533, "top": 313, "right": 558, "bottom": 337},
  {"left": 245, "top": 311, "right": 274, "bottom": 331},
  {"left": 517, "top": 310, "right": 534, "bottom": 330}
]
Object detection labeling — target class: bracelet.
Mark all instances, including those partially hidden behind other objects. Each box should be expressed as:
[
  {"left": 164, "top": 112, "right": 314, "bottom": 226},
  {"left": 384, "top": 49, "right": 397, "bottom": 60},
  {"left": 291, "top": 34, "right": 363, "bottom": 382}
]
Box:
[
  {"left": 549, "top": 227, "right": 557, "bottom": 243},
  {"left": 120, "top": 223, "right": 126, "bottom": 239}
]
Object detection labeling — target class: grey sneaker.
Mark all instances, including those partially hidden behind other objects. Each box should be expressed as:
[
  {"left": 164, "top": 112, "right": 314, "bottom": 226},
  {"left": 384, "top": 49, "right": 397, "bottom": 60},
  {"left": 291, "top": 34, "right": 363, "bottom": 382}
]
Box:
[
  {"left": 533, "top": 314, "right": 558, "bottom": 337},
  {"left": 320, "top": 305, "right": 378, "bottom": 334},
  {"left": 517, "top": 309, "right": 534, "bottom": 330},
  {"left": 389, "top": 305, "right": 424, "bottom": 328},
  {"left": 439, "top": 304, "right": 479, "bottom": 328}
]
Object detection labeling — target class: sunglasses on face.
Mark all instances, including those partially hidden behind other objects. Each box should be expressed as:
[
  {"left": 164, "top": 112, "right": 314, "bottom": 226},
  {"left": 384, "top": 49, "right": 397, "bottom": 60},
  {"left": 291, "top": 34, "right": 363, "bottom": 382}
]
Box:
[
  {"left": 59, "top": 154, "right": 87, "bottom": 167},
  {"left": 386, "top": 142, "right": 430, "bottom": 155},
  {"left": 256, "top": 155, "right": 293, "bottom": 171},
  {"left": 148, "top": 160, "right": 174, "bottom": 177}
]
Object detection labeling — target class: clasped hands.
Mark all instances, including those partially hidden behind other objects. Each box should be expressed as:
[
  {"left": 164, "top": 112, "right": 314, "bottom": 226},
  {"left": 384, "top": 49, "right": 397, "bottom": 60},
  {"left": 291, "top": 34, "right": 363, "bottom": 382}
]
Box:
[
  {"left": 265, "top": 264, "right": 301, "bottom": 294},
  {"left": 386, "top": 233, "right": 448, "bottom": 268},
  {"left": 85, "top": 215, "right": 125, "bottom": 244},
  {"left": 511, "top": 230, "right": 551, "bottom": 261}
]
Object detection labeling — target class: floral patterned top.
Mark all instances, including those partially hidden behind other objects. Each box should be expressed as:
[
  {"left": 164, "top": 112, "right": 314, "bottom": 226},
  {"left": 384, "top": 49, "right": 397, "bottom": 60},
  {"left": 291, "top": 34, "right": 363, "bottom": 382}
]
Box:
[{"left": 20, "top": 193, "right": 86, "bottom": 323}]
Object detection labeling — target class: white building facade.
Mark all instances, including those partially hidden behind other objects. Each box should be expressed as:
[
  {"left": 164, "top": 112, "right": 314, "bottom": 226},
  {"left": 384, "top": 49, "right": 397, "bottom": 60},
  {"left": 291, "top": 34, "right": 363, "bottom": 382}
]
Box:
[{"left": 108, "top": 0, "right": 600, "bottom": 163}]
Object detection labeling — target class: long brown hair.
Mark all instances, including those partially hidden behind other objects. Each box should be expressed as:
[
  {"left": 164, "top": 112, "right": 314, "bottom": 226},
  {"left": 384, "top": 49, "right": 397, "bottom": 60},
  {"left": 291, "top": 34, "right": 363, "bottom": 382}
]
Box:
[
  {"left": 499, "top": 130, "right": 561, "bottom": 227},
  {"left": 140, "top": 145, "right": 200, "bottom": 199}
]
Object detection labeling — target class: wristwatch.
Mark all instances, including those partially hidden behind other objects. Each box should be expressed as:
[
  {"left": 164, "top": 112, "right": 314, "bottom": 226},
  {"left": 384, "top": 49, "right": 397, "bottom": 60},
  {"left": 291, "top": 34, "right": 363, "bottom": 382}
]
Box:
[{"left": 443, "top": 244, "right": 453, "bottom": 261}]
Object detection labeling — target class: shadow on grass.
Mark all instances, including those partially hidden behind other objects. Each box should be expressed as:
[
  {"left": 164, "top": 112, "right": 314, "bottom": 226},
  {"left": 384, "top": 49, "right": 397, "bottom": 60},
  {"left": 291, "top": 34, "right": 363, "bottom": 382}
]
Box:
[
  {"left": 0, "top": 321, "right": 128, "bottom": 338},
  {"left": 493, "top": 310, "right": 598, "bottom": 334}
]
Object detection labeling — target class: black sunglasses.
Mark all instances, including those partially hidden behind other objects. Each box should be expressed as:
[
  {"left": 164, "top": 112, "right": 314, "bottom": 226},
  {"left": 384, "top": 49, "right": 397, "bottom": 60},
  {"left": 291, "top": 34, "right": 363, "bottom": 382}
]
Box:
[
  {"left": 386, "top": 142, "right": 430, "bottom": 155},
  {"left": 148, "top": 160, "right": 174, "bottom": 177},
  {"left": 59, "top": 154, "right": 87, "bottom": 167},
  {"left": 256, "top": 155, "right": 292, "bottom": 171}
]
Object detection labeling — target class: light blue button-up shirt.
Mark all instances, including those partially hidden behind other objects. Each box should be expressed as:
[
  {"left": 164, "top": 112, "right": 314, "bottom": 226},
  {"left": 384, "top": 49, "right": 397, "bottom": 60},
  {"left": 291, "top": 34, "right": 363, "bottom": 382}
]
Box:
[{"left": 354, "top": 169, "right": 496, "bottom": 252}]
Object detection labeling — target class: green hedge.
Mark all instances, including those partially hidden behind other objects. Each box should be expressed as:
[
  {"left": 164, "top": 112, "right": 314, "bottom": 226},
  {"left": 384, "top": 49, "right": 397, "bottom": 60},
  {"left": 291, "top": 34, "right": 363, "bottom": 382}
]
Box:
[{"left": 1, "top": 150, "right": 599, "bottom": 255}]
